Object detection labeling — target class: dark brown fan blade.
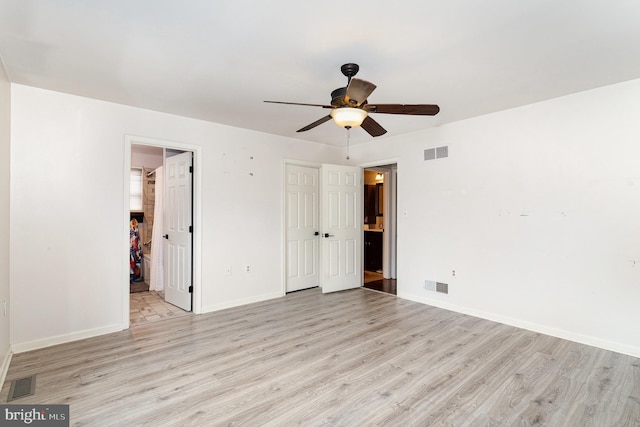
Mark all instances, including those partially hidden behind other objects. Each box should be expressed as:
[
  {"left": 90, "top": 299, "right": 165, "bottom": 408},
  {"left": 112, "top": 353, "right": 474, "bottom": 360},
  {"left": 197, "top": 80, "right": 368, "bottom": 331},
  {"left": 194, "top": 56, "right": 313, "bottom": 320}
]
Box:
[
  {"left": 264, "top": 100, "right": 332, "bottom": 108},
  {"left": 297, "top": 115, "right": 333, "bottom": 132},
  {"left": 366, "top": 104, "right": 440, "bottom": 115},
  {"left": 360, "top": 116, "right": 387, "bottom": 137},
  {"left": 345, "top": 78, "right": 377, "bottom": 107}
]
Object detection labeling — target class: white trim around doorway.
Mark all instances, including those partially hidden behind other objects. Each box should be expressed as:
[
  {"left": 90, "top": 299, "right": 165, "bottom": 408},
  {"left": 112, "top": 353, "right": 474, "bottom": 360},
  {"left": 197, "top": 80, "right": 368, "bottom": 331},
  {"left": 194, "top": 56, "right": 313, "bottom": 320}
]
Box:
[
  {"left": 360, "top": 158, "right": 399, "bottom": 280},
  {"left": 123, "top": 135, "right": 203, "bottom": 329}
]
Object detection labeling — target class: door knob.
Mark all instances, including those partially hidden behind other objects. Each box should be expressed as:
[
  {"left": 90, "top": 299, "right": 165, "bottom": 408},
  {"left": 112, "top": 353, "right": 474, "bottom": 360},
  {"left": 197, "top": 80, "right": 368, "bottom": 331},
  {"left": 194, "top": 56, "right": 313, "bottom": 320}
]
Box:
[
  {"left": 324, "top": 233, "right": 334, "bottom": 238},
  {"left": 314, "top": 231, "right": 320, "bottom": 236},
  {"left": 163, "top": 234, "right": 169, "bottom": 239}
]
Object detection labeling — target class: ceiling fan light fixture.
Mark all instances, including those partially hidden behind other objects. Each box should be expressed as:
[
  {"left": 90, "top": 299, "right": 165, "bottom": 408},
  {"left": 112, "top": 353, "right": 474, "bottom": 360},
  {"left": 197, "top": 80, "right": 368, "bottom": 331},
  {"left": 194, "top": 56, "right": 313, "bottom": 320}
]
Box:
[{"left": 330, "top": 107, "right": 367, "bottom": 129}]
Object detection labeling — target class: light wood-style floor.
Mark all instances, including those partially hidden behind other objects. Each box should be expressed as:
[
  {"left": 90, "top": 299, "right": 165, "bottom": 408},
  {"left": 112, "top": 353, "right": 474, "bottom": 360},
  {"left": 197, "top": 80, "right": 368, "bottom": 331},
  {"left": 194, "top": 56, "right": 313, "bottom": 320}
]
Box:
[{"left": 2, "top": 288, "right": 639, "bottom": 426}]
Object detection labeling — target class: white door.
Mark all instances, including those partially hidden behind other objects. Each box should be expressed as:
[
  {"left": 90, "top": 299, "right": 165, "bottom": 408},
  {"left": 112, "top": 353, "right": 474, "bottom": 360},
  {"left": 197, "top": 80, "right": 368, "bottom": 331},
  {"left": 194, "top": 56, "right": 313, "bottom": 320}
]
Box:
[
  {"left": 164, "top": 151, "right": 192, "bottom": 311},
  {"left": 285, "top": 165, "right": 320, "bottom": 292},
  {"left": 321, "top": 164, "right": 363, "bottom": 293}
]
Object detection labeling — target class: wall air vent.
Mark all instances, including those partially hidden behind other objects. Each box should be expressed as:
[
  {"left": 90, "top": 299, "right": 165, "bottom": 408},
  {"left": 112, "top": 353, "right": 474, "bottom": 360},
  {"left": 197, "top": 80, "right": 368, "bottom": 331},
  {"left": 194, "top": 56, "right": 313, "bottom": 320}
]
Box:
[
  {"left": 424, "top": 148, "right": 436, "bottom": 161},
  {"left": 424, "top": 280, "right": 436, "bottom": 291},
  {"left": 425, "top": 280, "right": 449, "bottom": 295},
  {"left": 436, "top": 282, "right": 449, "bottom": 294},
  {"left": 424, "top": 146, "right": 449, "bottom": 161},
  {"left": 436, "top": 146, "right": 449, "bottom": 159}
]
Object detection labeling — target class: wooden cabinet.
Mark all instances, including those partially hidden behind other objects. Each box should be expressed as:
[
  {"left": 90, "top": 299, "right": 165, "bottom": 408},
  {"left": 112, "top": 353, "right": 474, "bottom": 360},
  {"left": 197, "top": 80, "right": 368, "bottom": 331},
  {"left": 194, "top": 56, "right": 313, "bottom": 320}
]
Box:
[
  {"left": 364, "top": 185, "right": 375, "bottom": 224},
  {"left": 364, "top": 231, "right": 383, "bottom": 272},
  {"left": 364, "top": 183, "right": 383, "bottom": 224}
]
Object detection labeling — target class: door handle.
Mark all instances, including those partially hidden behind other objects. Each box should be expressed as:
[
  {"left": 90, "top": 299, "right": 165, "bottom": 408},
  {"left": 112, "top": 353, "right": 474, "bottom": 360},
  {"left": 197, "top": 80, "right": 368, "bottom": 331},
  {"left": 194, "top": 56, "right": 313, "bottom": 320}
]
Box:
[
  {"left": 163, "top": 234, "right": 169, "bottom": 239},
  {"left": 314, "top": 231, "right": 320, "bottom": 236},
  {"left": 324, "top": 233, "right": 334, "bottom": 238}
]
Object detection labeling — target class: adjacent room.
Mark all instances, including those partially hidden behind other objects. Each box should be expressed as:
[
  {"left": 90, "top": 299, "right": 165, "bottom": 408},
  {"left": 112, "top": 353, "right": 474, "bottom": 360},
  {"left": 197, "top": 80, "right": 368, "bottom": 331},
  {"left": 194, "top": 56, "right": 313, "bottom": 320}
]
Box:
[{"left": 0, "top": 1, "right": 639, "bottom": 424}]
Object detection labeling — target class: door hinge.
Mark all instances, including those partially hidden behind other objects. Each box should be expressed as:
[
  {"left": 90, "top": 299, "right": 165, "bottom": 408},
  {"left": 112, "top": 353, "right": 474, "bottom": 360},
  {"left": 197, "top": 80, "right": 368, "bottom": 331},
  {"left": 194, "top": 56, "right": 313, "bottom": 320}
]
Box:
[
  {"left": 189, "top": 225, "right": 193, "bottom": 233},
  {"left": 188, "top": 285, "right": 193, "bottom": 293},
  {"left": 189, "top": 165, "right": 193, "bottom": 173}
]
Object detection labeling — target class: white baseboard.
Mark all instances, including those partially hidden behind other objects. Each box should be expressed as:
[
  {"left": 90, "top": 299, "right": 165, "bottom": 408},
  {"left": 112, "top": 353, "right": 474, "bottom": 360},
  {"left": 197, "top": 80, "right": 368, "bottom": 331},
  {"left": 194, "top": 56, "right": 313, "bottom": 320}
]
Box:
[
  {"left": 11, "top": 323, "right": 126, "bottom": 354},
  {"left": 11, "top": 291, "right": 284, "bottom": 354},
  {"left": 398, "top": 291, "right": 640, "bottom": 359},
  {"left": 0, "top": 347, "right": 12, "bottom": 387},
  {"left": 200, "top": 291, "right": 283, "bottom": 314}
]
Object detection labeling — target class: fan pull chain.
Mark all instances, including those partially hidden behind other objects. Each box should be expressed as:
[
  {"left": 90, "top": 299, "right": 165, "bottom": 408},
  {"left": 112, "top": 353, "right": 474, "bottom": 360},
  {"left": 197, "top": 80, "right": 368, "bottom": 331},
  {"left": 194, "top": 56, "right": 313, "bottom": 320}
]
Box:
[{"left": 346, "top": 126, "right": 351, "bottom": 160}]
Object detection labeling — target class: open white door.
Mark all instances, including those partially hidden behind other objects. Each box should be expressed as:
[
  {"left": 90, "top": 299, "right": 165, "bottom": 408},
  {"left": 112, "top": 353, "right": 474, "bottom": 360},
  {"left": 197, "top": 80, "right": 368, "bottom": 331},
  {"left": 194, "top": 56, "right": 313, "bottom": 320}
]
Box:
[
  {"left": 163, "top": 151, "right": 192, "bottom": 311},
  {"left": 286, "top": 165, "right": 320, "bottom": 292},
  {"left": 321, "top": 164, "right": 362, "bottom": 293}
]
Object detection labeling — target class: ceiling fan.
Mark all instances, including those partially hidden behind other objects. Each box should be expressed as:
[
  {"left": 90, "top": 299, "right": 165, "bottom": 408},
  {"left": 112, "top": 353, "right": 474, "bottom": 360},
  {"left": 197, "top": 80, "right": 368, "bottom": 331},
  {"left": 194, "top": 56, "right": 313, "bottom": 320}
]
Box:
[{"left": 264, "top": 63, "right": 440, "bottom": 137}]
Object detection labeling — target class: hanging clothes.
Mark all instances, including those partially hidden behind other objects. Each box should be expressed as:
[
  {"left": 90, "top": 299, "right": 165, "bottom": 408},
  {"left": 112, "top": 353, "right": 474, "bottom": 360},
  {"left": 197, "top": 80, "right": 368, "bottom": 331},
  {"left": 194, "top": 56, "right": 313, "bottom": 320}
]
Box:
[{"left": 130, "top": 218, "right": 143, "bottom": 283}]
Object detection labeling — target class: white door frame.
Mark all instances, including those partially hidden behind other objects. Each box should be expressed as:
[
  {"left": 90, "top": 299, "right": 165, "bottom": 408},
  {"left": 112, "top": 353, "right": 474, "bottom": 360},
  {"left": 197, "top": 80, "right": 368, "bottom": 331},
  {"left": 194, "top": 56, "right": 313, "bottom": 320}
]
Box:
[
  {"left": 124, "top": 135, "right": 203, "bottom": 328},
  {"left": 360, "top": 158, "right": 399, "bottom": 280},
  {"left": 282, "top": 158, "right": 398, "bottom": 294}
]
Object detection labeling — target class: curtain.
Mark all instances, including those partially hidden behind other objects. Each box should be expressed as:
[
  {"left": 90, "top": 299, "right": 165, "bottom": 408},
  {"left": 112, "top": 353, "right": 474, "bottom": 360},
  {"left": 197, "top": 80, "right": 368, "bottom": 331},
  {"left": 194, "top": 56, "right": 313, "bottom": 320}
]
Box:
[{"left": 149, "top": 166, "right": 164, "bottom": 292}]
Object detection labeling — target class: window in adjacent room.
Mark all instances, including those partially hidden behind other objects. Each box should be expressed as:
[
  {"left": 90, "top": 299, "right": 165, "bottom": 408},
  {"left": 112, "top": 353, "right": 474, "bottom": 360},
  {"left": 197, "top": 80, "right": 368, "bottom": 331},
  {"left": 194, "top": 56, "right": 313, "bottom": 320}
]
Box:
[{"left": 130, "top": 167, "right": 143, "bottom": 211}]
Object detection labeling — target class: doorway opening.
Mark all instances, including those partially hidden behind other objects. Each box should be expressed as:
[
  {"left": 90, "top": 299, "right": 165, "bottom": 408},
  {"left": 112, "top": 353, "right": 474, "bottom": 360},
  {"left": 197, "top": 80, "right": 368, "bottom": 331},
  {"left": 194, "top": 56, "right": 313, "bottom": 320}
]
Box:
[
  {"left": 363, "top": 164, "right": 397, "bottom": 295},
  {"left": 125, "top": 136, "right": 202, "bottom": 328}
]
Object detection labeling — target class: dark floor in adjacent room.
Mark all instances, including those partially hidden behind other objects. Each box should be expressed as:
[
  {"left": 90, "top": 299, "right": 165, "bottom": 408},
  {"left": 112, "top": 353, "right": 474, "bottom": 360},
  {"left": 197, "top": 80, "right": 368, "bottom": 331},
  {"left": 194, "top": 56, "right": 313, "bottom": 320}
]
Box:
[{"left": 363, "top": 270, "right": 397, "bottom": 295}]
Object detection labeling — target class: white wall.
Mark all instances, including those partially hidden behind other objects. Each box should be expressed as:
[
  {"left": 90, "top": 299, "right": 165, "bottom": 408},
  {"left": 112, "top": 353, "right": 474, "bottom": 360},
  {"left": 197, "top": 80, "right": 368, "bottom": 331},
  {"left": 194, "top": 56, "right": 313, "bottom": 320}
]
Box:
[
  {"left": 0, "top": 59, "right": 12, "bottom": 373},
  {"left": 350, "top": 78, "right": 640, "bottom": 357},
  {"left": 10, "top": 84, "right": 345, "bottom": 349},
  {"left": 12, "top": 78, "right": 640, "bottom": 357}
]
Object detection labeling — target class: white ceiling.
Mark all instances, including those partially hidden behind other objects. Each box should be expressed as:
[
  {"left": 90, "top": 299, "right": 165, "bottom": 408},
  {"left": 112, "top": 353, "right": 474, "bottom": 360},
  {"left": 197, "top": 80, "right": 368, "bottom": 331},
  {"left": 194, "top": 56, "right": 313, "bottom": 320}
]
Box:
[{"left": 1, "top": 1, "right": 640, "bottom": 146}]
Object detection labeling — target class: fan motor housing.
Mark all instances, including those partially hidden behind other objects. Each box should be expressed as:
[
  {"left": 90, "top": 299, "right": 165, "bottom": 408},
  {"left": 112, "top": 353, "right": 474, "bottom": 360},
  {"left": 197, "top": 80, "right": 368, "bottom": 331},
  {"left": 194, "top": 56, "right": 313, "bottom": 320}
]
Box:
[{"left": 331, "top": 87, "right": 348, "bottom": 107}]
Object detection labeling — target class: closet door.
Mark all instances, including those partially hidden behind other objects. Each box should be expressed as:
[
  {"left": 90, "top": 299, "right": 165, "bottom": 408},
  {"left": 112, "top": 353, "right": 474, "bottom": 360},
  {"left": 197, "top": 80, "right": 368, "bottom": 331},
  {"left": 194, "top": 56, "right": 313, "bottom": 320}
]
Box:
[{"left": 320, "top": 164, "right": 362, "bottom": 293}]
